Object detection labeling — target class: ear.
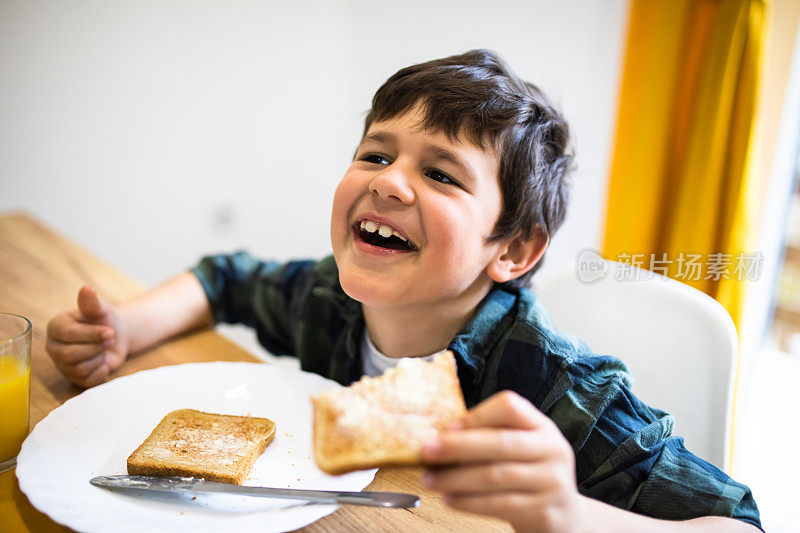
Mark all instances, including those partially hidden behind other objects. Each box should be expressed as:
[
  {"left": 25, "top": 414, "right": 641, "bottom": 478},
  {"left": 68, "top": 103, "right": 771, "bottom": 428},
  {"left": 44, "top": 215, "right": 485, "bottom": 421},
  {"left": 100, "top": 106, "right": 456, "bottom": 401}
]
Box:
[{"left": 486, "top": 229, "right": 549, "bottom": 284}]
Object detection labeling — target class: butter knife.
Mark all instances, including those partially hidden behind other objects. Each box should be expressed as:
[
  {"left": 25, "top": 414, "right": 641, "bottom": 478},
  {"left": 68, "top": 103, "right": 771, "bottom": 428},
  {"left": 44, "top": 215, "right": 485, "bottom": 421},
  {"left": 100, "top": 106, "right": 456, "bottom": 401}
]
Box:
[{"left": 90, "top": 475, "right": 420, "bottom": 508}]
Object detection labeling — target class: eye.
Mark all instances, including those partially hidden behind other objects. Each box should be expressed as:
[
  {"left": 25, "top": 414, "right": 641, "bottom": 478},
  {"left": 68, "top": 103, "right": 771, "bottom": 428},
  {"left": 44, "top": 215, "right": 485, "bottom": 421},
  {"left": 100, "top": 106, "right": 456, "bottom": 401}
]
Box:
[
  {"left": 361, "top": 153, "right": 391, "bottom": 166},
  {"left": 425, "top": 169, "right": 460, "bottom": 187}
]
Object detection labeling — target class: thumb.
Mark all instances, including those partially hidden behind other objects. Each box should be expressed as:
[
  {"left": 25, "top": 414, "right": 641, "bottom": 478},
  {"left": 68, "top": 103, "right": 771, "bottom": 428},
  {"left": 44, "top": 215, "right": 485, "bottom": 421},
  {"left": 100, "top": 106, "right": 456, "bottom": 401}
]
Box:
[
  {"left": 77, "top": 285, "right": 109, "bottom": 321},
  {"left": 454, "top": 390, "right": 545, "bottom": 431}
]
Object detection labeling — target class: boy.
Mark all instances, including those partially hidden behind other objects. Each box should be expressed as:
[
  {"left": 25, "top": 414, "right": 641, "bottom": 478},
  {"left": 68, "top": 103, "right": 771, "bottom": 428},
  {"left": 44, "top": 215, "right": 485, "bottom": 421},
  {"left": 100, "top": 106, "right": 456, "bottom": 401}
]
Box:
[{"left": 46, "top": 50, "right": 761, "bottom": 531}]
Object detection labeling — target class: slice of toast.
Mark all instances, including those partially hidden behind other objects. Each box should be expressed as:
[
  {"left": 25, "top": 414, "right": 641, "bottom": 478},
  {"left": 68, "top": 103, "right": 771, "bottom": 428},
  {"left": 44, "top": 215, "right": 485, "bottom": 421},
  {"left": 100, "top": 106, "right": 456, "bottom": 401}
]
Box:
[
  {"left": 127, "top": 409, "right": 276, "bottom": 485},
  {"left": 312, "top": 350, "right": 466, "bottom": 475}
]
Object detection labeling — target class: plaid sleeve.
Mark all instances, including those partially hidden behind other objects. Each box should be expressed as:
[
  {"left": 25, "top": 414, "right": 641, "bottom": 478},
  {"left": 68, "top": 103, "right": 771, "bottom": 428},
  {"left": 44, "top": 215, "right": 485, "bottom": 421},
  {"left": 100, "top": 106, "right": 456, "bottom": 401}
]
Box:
[
  {"left": 190, "top": 251, "right": 317, "bottom": 356},
  {"left": 548, "top": 356, "right": 762, "bottom": 530}
]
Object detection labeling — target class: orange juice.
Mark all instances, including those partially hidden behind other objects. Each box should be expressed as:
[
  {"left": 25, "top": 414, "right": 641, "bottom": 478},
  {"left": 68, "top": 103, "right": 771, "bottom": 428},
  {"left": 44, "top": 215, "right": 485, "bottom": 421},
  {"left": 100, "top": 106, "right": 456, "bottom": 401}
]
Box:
[{"left": 0, "top": 355, "right": 30, "bottom": 462}]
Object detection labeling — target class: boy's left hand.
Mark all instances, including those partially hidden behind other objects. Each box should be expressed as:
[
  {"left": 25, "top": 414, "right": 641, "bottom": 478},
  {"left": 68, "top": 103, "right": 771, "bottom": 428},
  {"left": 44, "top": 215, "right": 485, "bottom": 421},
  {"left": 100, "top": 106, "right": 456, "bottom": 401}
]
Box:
[{"left": 421, "top": 390, "right": 587, "bottom": 533}]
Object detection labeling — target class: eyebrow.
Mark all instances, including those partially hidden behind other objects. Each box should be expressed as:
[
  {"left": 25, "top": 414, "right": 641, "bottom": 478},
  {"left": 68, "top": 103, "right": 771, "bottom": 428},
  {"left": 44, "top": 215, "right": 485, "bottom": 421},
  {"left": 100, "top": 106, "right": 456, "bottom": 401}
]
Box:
[{"left": 360, "top": 131, "right": 478, "bottom": 185}]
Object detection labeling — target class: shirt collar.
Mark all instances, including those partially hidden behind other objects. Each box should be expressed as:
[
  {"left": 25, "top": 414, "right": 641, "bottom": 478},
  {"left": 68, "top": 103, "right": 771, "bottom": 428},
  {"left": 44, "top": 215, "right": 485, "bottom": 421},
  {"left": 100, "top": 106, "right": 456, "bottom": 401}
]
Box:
[
  {"left": 311, "top": 285, "right": 362, "bottom": 322},
  {"left": 448, "top": 285, "right": 519, "bottom": 385}
]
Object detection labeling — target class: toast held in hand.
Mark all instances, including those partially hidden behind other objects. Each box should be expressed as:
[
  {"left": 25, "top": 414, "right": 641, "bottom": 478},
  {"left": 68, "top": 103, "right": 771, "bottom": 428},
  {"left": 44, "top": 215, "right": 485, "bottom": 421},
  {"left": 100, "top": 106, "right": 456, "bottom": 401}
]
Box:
[{"left": 312, "top": 351, "right": 466, "bottom": 475}]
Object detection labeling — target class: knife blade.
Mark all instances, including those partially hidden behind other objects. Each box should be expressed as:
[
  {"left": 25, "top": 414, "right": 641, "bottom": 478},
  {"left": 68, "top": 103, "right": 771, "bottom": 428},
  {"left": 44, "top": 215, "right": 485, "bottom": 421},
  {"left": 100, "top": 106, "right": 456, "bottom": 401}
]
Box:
[{"left": 90, "top": 475, "right": 420, "bottom": 508}]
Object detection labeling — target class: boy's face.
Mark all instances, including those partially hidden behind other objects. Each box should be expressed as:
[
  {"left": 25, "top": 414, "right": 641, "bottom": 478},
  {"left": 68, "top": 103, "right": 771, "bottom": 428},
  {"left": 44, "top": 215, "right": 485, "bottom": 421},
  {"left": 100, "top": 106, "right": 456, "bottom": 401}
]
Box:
[{"left": 331, "top": 105, "right": 507, "bottom": 312}]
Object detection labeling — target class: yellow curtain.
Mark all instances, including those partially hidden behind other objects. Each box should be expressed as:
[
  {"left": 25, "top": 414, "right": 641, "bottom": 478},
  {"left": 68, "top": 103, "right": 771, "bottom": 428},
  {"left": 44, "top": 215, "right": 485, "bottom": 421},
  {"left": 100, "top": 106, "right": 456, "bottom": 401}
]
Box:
[{"left": 603, "top": 0, "right": 769, "bottom": 469}]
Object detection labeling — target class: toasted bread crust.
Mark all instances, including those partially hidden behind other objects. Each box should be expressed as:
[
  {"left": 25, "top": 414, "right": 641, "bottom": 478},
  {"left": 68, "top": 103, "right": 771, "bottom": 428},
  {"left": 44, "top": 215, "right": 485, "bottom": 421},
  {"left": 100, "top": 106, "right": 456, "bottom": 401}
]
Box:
[
  {"left": 127, "top": 409, "right": 276, "bottom": 485},
  {"left": 312, "top": 351, "right": 466, "bottom": 475}
]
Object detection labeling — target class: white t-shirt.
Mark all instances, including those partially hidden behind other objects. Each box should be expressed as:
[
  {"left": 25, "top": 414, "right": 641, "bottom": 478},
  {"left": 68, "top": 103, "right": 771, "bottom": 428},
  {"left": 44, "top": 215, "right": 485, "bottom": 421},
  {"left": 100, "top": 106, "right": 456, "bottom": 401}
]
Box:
[{"left": 360, "top": 330, "right": 437, "bottom": 377}]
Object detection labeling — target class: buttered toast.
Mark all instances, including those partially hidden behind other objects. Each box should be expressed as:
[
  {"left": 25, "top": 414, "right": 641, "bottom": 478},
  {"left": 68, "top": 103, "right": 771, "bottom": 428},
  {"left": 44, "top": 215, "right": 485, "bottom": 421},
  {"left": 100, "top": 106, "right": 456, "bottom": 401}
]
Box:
[
  {"left": 311, "top": 350, "right": 466, "bottom": 475},
  {"left": 127, "top": 409, "right": 276, "bottom": 485}
]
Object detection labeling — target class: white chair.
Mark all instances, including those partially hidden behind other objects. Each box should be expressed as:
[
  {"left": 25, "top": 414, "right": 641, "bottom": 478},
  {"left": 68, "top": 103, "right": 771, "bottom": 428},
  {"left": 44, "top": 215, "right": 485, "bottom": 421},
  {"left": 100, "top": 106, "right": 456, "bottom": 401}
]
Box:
[{"left": 533, "top": 256, "right": 737, "bottom": 472}]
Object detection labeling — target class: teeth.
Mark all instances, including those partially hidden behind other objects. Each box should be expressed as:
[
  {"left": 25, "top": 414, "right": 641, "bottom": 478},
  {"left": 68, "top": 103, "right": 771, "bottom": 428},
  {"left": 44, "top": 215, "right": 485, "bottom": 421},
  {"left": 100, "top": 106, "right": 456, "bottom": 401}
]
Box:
[{"left": 360, "top": 219, "right": 409, "bottom": 243}]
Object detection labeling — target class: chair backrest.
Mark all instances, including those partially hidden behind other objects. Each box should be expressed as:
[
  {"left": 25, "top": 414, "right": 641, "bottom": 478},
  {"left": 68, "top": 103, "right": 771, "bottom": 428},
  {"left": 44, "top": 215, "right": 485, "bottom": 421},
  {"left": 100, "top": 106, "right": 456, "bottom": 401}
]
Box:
[{"left": 534, "top": 259, "right": 737, "bottom": 471}]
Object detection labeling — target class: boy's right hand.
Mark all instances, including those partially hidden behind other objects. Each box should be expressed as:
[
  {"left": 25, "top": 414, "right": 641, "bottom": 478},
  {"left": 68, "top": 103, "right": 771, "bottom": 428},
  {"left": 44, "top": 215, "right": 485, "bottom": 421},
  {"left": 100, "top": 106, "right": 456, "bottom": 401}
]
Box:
[{"left": 46, "top": 286, "right": 130, "bottom": 388}]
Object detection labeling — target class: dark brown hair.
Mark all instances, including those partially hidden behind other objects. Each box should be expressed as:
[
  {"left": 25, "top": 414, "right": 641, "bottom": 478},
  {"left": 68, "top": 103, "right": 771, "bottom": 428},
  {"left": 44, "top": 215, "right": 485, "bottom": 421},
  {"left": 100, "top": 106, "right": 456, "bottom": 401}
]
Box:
[{"left": 362, "top": 49, "right": 573, "bottom": 287}]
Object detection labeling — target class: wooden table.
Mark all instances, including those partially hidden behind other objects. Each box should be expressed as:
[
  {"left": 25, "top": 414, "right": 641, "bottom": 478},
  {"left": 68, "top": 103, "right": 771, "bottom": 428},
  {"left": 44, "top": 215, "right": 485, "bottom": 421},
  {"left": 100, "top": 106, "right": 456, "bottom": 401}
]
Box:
[{"left": 0, "top": 213, "right": 511, "bottom": 532}]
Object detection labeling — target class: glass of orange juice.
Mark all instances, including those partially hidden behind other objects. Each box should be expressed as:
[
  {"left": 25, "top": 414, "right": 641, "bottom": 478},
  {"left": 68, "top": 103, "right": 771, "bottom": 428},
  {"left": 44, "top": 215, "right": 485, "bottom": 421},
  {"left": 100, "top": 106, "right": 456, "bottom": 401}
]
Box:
[{"left": 0, "top": 313, "right": 31, "bottom": 473}]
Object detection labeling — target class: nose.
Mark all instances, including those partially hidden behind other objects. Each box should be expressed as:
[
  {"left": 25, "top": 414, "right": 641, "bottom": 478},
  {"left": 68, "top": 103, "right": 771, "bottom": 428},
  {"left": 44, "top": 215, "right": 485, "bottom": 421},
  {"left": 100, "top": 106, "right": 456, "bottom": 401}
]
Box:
[{"left": 368, "top": 162, "right": 415, "bottom": 205}]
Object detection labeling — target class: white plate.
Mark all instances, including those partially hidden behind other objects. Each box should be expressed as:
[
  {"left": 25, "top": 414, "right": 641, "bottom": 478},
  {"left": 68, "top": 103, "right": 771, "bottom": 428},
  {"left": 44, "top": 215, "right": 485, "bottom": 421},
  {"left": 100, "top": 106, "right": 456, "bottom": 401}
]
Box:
[{"left": 16, "top": 362, "right": 377, "bottom": 533}]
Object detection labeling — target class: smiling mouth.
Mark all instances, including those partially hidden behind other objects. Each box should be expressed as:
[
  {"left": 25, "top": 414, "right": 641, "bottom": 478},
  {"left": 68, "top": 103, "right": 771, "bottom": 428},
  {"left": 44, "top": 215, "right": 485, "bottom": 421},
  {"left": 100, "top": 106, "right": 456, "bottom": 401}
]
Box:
[{"left": 352, "top": 220, "right": 418, "bottom": 252}]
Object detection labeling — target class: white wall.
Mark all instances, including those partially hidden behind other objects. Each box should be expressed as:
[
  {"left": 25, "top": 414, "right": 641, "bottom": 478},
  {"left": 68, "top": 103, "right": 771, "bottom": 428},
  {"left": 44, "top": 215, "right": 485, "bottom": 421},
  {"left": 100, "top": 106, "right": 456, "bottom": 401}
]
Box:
[
  {"left": 1, "top": 0, "right": 627, "bottom": 359},
  {"left": 0, "top": 0, "right": 628, "bottom": 287}
]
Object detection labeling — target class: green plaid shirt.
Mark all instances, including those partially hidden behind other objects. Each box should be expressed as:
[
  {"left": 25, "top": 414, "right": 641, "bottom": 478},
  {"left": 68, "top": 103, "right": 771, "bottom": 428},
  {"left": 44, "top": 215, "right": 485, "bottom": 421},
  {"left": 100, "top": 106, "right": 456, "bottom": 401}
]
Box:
[{"left": 192, "top": 251, "right": 761, "bottom": 529}]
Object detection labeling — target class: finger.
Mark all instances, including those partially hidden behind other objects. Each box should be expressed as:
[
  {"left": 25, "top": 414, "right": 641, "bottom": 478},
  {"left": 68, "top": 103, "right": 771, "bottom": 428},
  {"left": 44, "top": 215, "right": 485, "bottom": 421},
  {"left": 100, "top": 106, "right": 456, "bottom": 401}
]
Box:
[
  {"left": 46, "top": 313, "right": 73, "bottom": 341},
  {"left": 51, "top": 321, "right": 113, "bottom": 344},
  {"left": 423, "top": 462, "right": 556, "bottom": 494},
  {"left": 77, "top": 285, "right": 109, "bottom": 321},
  {"left": 54, "top": 351, "right": 106, "bottom": 380},
  {"left": 422, "top": 428, "right": 560, "bottom": 464},
  {"left": 46, "top": 339, "right": 105, "bottom": 364},
  {"left": 103, "top": 349, "right": 126, "bottom": 373},
  {"left": 450, "top": 390, "right": 549, "bottom": 431},
  {"left": 67, "top": 359, "right": 110, "bottom": 389},
  {"left": 443, "top": 491, "right": 543, "bottom": 525}
]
